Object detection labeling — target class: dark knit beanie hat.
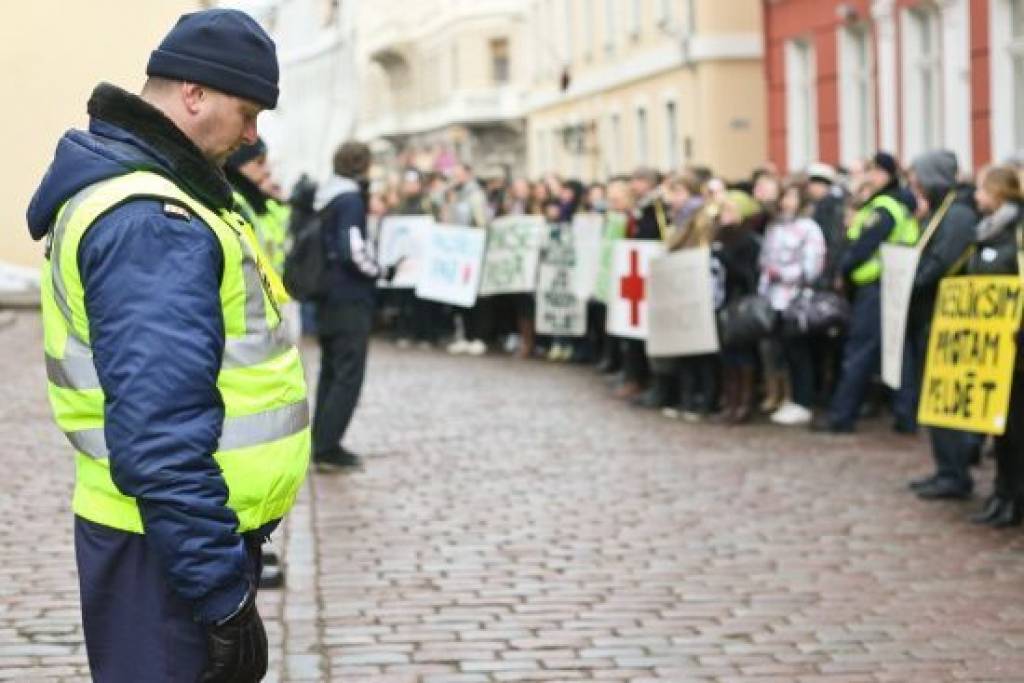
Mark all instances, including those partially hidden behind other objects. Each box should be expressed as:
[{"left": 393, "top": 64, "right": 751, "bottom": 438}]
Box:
[
  {"left": 870, "top": 151, "right": 899, "bottom": 179},
  {"left": 225, "top": 137, "right": 267, "bottom": 170},
  {"left": 147, "top": 9, "right": 279, "bottom": 109}
]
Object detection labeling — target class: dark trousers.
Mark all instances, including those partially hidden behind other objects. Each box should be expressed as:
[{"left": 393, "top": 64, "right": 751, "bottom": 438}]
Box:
[
  {"left": 892, "top": 312, "right": 930, "bottom": 431},
  {"left": 622, "top": 339, "right": 650, "bottom": 386},
  {"left": 75, "top": 517, "right": 263, "bottom": 683},
  {"left": 784, "top": 336, "right": 816, "bottom": 409},
  {"left": 828, "top": 284, "right": 881, "bottom": 429},
  {"left": 995, "top": 371, "right": 1024, "bottom": 498},
  {"left": 928, "top": 427, "right": 978, "bottom": 492},
  {"left": 313, "top": 299, "right": 373, "bottom": 456},
  {"left": 679, "top": 354, "right": 719, "bottom": 413},
  {"left": 463, "top": 298, "right": 495, "bottom": 342}
]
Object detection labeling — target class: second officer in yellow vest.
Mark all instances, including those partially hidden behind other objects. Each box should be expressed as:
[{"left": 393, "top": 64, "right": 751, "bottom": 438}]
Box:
[
  {"left": 815, "top": 152, "right": 917, "bottom": 433},
  {"left": 26, "top": 9, "right": 307, "bottom": 682}
]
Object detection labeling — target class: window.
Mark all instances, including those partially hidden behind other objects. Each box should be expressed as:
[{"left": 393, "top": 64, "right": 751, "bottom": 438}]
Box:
[
  {"left": 584, "top": 0, "right": 596, "bottom": 59},
  {"left": 491, "top": 38, "right": 510, "bottom": 85},
  {"left": 658, "top": 0, "right": 672, "bottom": 28},
  {"left": 609, "top": 113, "right": 622, "bottom": 174},
  {"left": 902, "top": 5, "right": 942, "bottom": 159},
  {"left": 665, "top": 101, "right": 679, "bottom": 170},
  {"left": 785, "top": 38, "right": 818, "bottom": 172},
  {"left": 630, "top": 0, "right": 642, "bottom": 38},
  {"left": 636, "top": 107, "right": 649, "bottom": 165},
  {"left": 451, "top": 44, "right": 460, "bottom": 89},
  {"left": 838, "top": 24, "right": 875, "bottom": 165},
  {"left": 564, "top": 0, "right": 574, "bottom": 64},
  {"left": 605, "top": 0, "right": 616, "bottom": 53},
  {"left": 1012, "top": 1, "right": 1024, "bottom": 149}
]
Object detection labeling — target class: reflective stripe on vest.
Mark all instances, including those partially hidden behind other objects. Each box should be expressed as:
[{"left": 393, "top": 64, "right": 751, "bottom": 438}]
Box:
[
  {"left": 846, "top": 194, "right": 919, "bottom": 285},
  {"left": 42, "top": 171, "right": 310, "bottom": 534}
]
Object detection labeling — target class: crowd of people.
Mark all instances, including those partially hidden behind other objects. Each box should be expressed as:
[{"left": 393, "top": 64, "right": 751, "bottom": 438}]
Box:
[{"left": 298, "top": 145, "right": 1024, "bottom": 531}]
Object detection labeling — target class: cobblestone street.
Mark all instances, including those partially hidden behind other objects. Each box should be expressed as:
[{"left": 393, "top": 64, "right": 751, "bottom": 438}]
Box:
[{"left": 3, "top": 311, "right": 1024, "bottom": 682}]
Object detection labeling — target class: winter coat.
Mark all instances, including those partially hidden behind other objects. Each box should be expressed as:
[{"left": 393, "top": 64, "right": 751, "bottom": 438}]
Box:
[
  {"left": 631, "top": 191, "right": 670, "bottom": 241},
  {"left": 313, "top": 174, "right": 380, "bottom": 311},
  {"left": 758, "top": 216, "right": 827, "bottom": 311},
  {"left": 448, "top": 179, "right": 489, "bottom": 227},
  {"left": 713, "top": 224, "right": 761, "bottom": 308},
  {"left": 25, "top": 83, "right": 259, "bottom": 623}
]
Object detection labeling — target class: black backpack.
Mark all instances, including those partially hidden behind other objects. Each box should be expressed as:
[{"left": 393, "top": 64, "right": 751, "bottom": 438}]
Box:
[{"left": 283, "top": 204, "right": 335, "bottom": 302}]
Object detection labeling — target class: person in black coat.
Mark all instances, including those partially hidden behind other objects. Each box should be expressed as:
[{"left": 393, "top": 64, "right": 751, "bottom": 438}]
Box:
[
  {"left": 958, "top": 167, "right": 1024, "bottom": 525},
  {"left": 904, "top": 151, "right": 982, "bottom": 500}
]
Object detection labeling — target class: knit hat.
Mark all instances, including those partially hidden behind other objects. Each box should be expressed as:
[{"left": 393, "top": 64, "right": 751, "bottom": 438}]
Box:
[
  {"left": 225, "top": 137, "right": 267, "bottom": 170},
  {"left": 147, "top": 9, "right": 279, "bottom": 109},
  {"left": 869, "top": 151, "right": 899, "bottom": 179}
]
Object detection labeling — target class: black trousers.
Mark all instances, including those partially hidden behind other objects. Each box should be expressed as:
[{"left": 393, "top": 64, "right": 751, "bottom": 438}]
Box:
[
  {"left": 784, "top": 336, "right": 816, "bottom": 409},
  {"left": 76, "top": 517, "right": 263, "bottom": 683},
  {"left": 313, "top": 299, "right": 373, "bottom": 456},
  {"left": 995, "top": 371, "right": 1024, "bottom": 499}
]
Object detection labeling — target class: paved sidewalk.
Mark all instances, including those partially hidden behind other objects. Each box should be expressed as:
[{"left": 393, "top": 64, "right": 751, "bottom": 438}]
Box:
[{"left": 2, "top": 313, "right": 1024, "bottom": 681}]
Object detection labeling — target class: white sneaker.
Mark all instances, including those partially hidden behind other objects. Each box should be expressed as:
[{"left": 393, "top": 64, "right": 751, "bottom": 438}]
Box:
[
  {"left": 466, "top": 340, "right": 488, "bottom": 356},
  {"left": 771, "top": 402, "right": 813, "bottom": 426},
  {"left": 447, "top": 339, "right": 470, "bottom": 355}
]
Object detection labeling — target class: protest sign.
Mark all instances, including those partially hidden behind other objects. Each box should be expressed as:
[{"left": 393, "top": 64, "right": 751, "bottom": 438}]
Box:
[
  {"left": 377, "top": 215, "right": 433, "bottom": 289},
  {"left": 478, "top": 215, "right": 545, "bottom": 296},
  {"left": 918, "top": 275, "right": 1024, "bottom": 435},
  {"left": 593, "top": 212, "right": 628, "bottom": 304},
  {"left": 647, "top": 247, "right": 720, "bottom": 357},
  {"left": 880, "top": 244, "right": 921, "bottom": 388},
  {"left": 536, "top": 226, "right": 587, "bottom": 336},
  {"left": 415, "top": 224, "right": 486, "bottom": 308},
  {"left": 606, "top": 239, "right": 666, "bottom": 339},
  {"left": 571, "top": 212, "right": 604, "bottom": 301}
]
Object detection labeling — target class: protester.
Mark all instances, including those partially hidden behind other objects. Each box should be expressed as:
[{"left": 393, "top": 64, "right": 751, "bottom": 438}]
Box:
[
  {"left": 27, "top": 9, "right": 309, "bottom": 680},
  {"left": 760, "top": 180, "right": 827, "bottom": 426},
  {"left": 622, "top": 167, "right": 671, "bottom": 404},
  {"left": 712, "top": 193, "right": 763, "bottom": 423},
  {"left": 961, "top": 166, "right": 1024, "bottom": 525},
  {"left": 751, "top": 172, "right": 787, "bottom": 413},
  {"left": 391, "top": 168, "right": 443, "bottom": 349},
  {"left": 446, "top": 162, "right": 492, "bottom": 355},
  {"left": 905, "top": 151, "right": 982, "bottom": 500}
]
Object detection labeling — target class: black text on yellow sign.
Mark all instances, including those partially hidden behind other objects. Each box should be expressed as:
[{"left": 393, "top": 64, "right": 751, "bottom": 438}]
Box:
[{"left": 918, "top": 276, "right": 1024, "bottom": 435}]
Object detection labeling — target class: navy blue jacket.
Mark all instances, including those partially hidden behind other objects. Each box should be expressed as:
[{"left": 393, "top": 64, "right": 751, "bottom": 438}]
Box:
[
  {"left": 840, "top": 184, "right": 916, "bottom": 281},
  {"left": 26, "top": 84, "right": 254, "bottom": 624},
  {"left": 314, "top": 175, "right": 378, "bottom": 306}
]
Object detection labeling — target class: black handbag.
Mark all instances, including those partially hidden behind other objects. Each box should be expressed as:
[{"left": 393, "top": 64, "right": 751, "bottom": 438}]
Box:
[
  {"left": 717, "top": 295, "right": 776, "bottom": 348},
  {"left": 781, "top": 289, "right": 851, "bottom": 338}
]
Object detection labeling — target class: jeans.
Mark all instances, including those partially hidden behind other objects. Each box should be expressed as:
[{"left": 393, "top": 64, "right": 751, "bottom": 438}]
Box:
[
  {"left": 313, "top": 299, "right": 373, "bottom": 456},
  {"left": 784, "top": 336, "right": 816, "bottom": 409}
]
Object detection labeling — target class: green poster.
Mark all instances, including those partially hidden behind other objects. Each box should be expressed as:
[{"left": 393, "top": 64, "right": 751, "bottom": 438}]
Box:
[{"left": 593, "top": 211, "right": 628, "bottom": 304}]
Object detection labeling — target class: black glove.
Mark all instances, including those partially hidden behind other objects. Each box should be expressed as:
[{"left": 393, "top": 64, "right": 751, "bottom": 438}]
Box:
[
  {"left": 382, "top": 257, "right": 406, "bottom": 283},
  {"left": 200, "top": 590, "right": 268, "bottom": 683}
]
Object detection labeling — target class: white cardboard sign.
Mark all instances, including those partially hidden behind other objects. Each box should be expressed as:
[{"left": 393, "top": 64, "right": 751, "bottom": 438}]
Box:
[
  {"left": 478, "top": 215, "right": 545, "bottom": 296},
  {"left": 535, "top": 227, "right": 588, "bottom": 337},
  {"left": 377, "top": 215, "right": 433, "bottom": 289},
  {"left": 606, "top": 239, "right": 666, "bottom": 339},
  {"left": 880, "top": 244, "right": 921, "bottom": 389},
  {"left": 647, "top": 247, "right": 720, "bottom": 357},
  {"left": 414, "top": 224, "right": 486, "bottom": 308}
]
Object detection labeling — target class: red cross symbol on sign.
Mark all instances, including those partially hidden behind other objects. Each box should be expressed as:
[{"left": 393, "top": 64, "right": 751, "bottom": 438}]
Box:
[{"left": 619, "top": 249, "right": 645, "bottom": 327}]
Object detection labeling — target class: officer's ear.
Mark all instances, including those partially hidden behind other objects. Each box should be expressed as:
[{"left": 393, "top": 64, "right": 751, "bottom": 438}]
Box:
[{"left": 180, "top": 82, "right": 208, "bottom": 116}]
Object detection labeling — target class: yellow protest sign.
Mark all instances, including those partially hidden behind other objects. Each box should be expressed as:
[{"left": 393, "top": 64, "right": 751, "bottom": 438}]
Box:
[{"left": 918, "top": 276, "right": 1024, "bottom": 435}]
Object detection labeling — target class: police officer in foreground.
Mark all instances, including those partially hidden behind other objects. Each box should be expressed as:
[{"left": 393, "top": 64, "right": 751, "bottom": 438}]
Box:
[
  {"left": 813, "top": 152, "right": 918, "bottom": 433},
  {"left": 26, "top": 9, "right": 309, "bottom": 681}
]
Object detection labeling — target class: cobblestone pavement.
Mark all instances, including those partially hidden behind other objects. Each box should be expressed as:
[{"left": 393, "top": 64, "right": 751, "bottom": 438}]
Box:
[{"left": 3, "top": 311, "right": 1024, "bottom": 682}]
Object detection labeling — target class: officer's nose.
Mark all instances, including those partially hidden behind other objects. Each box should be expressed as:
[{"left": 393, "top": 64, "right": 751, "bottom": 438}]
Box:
[{"left": 241, "top": 120, "right": 258, "bottom": 146}]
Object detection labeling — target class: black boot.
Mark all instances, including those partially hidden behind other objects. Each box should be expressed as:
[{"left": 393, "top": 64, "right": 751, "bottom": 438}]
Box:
[
  {"left": 633, "top": 374, "right": 673, "bottom": 409},
  {"left": 988, "top": 497, "right": 1024, "bottom": 528},
  {"left": 970, "top": 495, "right": 1006, "bottom": 525}
]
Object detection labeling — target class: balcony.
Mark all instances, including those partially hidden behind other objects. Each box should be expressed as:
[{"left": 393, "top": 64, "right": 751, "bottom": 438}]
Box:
[{"left": 358, "top": 86, "right": 526, "bottom": 139}]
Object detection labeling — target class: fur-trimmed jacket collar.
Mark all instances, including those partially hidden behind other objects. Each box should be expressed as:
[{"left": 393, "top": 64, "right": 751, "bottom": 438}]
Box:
[{"left": 87, "top": 83, "right": 234, "bottom": 210}]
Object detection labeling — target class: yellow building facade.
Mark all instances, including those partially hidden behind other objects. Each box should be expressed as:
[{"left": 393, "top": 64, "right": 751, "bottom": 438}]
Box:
[
  {"left": 525, "top": 0, "right": 766, "bottom": 181},
  {"left": 1, "top": 1, "right": 200, "bottom": 270}
]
